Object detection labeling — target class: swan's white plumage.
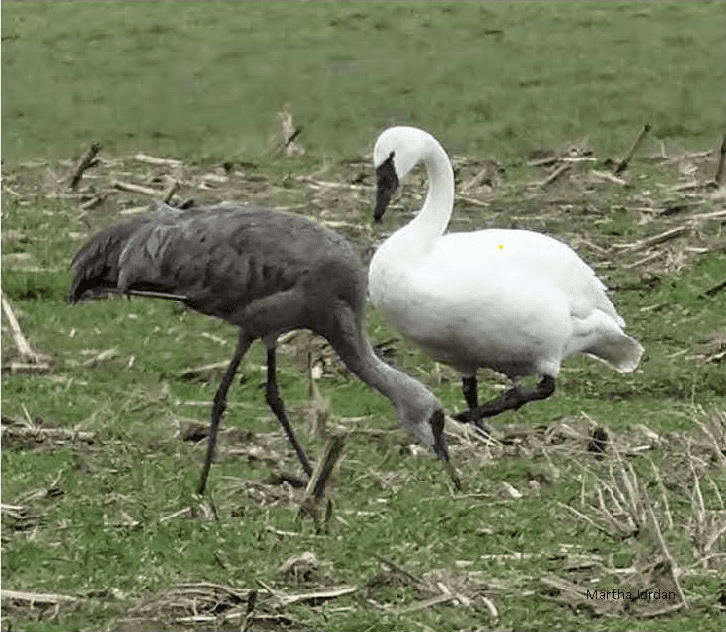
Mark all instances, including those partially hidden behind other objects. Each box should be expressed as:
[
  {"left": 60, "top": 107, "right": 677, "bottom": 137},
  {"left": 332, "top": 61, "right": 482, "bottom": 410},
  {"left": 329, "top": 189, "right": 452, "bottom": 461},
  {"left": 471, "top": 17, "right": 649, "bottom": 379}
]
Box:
[{"left": 369, "top": 126, "right": 643, "bottom": 385}]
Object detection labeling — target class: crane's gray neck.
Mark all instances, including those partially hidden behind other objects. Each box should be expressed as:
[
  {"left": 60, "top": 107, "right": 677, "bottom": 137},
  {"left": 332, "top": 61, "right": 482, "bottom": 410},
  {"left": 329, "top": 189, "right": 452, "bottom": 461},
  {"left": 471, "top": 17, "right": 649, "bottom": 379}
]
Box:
[
  {"left": 331, "top": 317, "right": 438, "bottom": 433},
  {"left": 354, "top": 337, "right": 434, "bottom": 410}
]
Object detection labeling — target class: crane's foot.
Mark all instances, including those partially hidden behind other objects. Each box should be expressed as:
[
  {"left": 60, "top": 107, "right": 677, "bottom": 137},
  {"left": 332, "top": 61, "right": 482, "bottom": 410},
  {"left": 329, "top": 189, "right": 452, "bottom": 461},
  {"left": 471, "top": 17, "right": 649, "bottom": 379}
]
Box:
[
  {"left": 266, "top": 472, "right": 308, "bottom": 488},
  {"left": 182, "top": 424, "right": 208, "bottom": 442}
]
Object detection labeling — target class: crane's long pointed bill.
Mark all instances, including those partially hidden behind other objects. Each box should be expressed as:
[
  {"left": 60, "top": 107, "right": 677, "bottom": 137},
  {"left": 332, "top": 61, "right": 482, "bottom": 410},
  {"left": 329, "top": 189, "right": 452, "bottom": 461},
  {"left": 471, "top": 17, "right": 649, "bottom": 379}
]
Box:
[
  {"left": 436, "top": 443, "right": 461, "bottom": 490},
  {"left": 431, "top": 409, "right": 462, "bottom": 490},
  {"left": 444, "top": 459, "right": 462, "bottom": 491},
  {"left": 374, "top": 156, "right": 399, "bottom": 222}
]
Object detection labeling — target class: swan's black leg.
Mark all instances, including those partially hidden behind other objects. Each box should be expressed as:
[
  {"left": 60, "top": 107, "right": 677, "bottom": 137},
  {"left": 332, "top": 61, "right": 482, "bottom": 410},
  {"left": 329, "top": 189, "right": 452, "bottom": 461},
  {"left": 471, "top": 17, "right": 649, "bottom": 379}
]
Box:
[
  {"left": 462, "top": 375, "right": 478, "bottom": 409},
  {"left": 198, "top": 330, "right": 253, "bottom": 495},
  {"left": 265, "top": 345, "right": 313, "bottom": 479},
  {"left": 455, "top": 374, "right": 492, "bottom": 439},
  {"left": 453, "top": 375, "right": 556, "bottom": 427}
]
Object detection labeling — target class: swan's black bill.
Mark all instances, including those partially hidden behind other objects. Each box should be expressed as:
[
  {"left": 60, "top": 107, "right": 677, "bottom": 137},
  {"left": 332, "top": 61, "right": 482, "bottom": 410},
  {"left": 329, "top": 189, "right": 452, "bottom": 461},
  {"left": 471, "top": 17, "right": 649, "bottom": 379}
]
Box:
[{"left": 374, "top": 155, "right": 399, "bottom": 222}]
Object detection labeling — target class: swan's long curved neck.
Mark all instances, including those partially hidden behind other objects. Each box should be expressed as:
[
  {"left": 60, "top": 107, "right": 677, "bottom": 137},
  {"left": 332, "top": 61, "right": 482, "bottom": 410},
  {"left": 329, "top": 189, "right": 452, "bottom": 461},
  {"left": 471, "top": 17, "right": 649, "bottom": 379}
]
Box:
[{"left": 409, "top": 137, "right": 455, "bottom": 244}]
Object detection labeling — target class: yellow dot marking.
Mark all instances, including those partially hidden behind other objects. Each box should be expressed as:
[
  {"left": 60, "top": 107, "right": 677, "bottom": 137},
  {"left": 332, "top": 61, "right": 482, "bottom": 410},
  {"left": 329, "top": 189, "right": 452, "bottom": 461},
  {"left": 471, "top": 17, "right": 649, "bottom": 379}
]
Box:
[{"left": 499, "top": 244, "right": 503, "bottom": 249}]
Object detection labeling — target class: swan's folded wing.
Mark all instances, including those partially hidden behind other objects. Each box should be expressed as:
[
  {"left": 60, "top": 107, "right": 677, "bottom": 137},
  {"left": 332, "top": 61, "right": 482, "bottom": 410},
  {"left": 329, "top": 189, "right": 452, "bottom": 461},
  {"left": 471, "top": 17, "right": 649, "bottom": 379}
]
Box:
[{"left": 433, "top": 229, "right": 625, "bottom": 326}]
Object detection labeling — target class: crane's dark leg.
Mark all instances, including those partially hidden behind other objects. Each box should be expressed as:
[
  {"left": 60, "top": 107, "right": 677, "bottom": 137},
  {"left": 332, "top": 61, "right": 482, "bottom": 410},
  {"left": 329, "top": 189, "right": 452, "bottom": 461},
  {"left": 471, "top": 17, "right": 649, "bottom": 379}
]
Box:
[
  {"left": 265, "top": 345, "right": 313, "bottom": 478},
  {"left": 453, "top": 375, "right": 556, "bottom": 429},
  {"left": 462, "top": 375, "right": 478, "bottom": 409},
  {"left": 197, "top": 331, "right": 253, "bottom": 495}
]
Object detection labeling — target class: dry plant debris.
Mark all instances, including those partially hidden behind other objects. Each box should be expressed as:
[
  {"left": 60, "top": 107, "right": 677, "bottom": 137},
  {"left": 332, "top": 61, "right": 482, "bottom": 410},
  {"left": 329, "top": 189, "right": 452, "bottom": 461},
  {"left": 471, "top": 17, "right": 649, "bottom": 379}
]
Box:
[
  {"left": 2, "top": 131, "right": 724, "bottom": 283},
  {"left": 3, "top": 408, "right": 724, "bottom": 627},
  {"left": 1, "top": 413, "right": 95, "bottom": 449},
  {"left": 2, "top": 127, "right": 725, "bottom": 629},
  {"left": 297, "top": 432, "right": 348, "bottom": 533},
  {"left": 115, "top": 580, "right": 356, "bottom": 630},
  {"left": 1, "top": 290, "right": 51, "bottom": 372},
  {"left": 547, "top": 408, "right": 726, "bottom": 618}
]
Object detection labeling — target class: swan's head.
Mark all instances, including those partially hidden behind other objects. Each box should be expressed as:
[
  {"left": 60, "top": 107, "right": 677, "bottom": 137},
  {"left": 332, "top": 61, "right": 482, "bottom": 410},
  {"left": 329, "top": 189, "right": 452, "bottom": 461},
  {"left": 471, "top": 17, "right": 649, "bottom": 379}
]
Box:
[{"left": 373, "top": 126, "right": 433, "bottom": 222}]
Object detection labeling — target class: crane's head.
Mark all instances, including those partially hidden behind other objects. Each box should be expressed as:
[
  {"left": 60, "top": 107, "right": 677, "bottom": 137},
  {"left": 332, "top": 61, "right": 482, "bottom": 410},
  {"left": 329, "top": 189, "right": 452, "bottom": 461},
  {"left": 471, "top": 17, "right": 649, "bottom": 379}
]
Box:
[
  {"left": 396, "top": 388, "right": 461, "bottom": 490},
  {"left": 373, "top": 126, "right": 434, "bottom": 222}
]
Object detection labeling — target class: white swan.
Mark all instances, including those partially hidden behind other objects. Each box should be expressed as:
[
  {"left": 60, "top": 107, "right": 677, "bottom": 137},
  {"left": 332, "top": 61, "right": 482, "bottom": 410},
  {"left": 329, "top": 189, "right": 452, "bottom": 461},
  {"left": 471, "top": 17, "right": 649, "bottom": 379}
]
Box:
[{"left": 368, "top": 126, "right": 644, "bottom": 427}]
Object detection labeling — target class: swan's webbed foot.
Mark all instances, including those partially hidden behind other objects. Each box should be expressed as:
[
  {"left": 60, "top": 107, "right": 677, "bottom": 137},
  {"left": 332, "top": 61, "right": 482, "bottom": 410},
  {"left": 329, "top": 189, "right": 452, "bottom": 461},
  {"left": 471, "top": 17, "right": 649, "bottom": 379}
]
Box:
[{"left": 454, "top": 375, "right": 556, "bottom": 425}]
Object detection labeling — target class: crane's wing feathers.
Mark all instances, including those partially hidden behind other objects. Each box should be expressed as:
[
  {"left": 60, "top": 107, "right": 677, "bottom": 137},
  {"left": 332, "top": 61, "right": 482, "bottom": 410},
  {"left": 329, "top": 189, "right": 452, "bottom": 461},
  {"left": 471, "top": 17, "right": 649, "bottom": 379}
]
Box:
[{"left": 70, "top": 202, "right": 360, "bottom": 319}]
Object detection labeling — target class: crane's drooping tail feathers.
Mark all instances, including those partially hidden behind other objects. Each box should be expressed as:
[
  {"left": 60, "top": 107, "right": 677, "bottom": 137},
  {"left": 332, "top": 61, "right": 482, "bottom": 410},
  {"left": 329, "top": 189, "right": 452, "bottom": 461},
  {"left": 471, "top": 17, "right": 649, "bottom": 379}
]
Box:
[
  {"left": 586, "top": 333, "right": 644, "bottom": 373},
  {"left": 69, "top": 219, "right": 144, "bottom": 302},
  {"left": 69, "top": 203, "right": 180, "bottom": 303}
]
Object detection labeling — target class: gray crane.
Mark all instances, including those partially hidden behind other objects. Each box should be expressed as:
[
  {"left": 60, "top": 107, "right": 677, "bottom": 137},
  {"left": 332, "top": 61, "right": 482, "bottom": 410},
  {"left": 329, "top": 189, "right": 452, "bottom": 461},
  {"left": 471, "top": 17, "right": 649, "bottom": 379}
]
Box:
[{"left": 69, "top": 201, "right": 460, "bottom": 494}]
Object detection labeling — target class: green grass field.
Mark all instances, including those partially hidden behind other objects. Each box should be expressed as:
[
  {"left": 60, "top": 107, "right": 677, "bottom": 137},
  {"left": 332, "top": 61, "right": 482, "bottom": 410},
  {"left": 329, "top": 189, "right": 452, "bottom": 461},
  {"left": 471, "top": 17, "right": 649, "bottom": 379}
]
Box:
[
  {"left": 2, "top": 1, "right": 724, "bottom": 163},
  {"left": 2, "top": 2, "right": 725, "bottom": 631}
]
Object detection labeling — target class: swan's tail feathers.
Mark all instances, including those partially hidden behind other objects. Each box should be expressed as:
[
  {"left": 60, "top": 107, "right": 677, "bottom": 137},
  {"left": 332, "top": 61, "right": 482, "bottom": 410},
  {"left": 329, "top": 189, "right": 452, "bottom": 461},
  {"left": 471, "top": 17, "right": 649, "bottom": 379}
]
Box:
[
  {"left": 586, "top": 334, "right": 644, "bottom": 373},
  {"left": 69, "top": 216, "right": 152, "bottom": 303}
]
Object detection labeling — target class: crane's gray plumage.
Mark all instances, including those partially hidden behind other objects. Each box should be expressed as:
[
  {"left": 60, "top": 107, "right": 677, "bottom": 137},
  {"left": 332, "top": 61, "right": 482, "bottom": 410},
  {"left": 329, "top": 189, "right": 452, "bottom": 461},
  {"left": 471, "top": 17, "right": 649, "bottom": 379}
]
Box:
[{"left": 70, "top": 201, "right": 459, "bottom": 493}]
